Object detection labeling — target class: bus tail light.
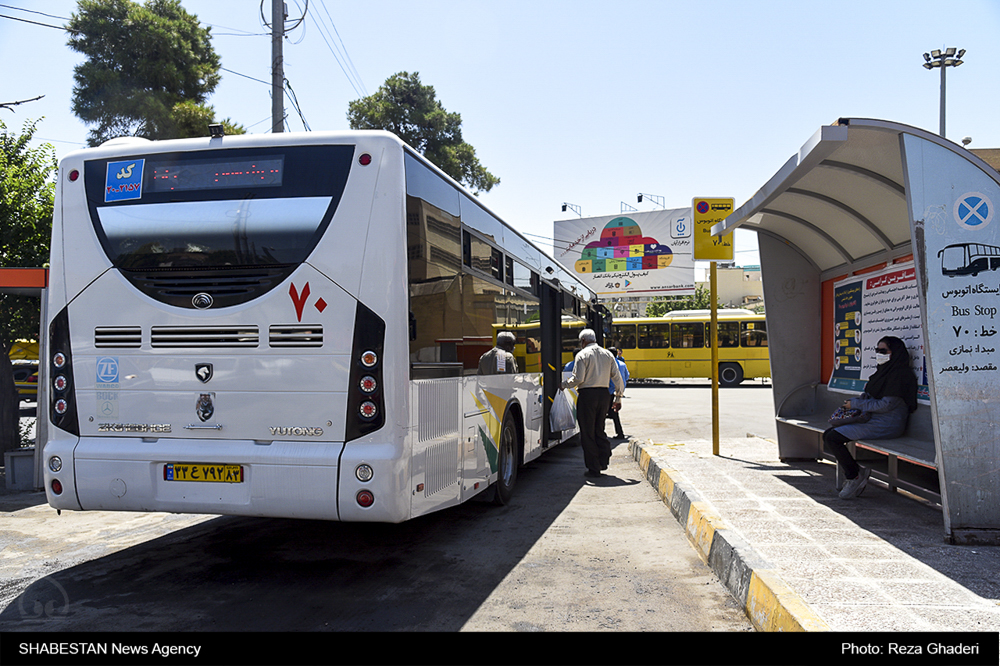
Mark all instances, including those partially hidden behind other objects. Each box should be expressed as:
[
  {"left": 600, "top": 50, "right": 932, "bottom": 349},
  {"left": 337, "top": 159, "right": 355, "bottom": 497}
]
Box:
[
  {"left": 359, "top": 401, "right": 378, "bottom": 420},
  {"left": 345, "top": 302, "right": 385, "bottom": 442},
  {"left": 51, "top": 479, "right": 63, "bottom": 495},
  {"left": 356, "top": 490, "right": 374, "bottom": 507},
  {"left": 49, "top": 308, "right": 79, "bottom": 436}
]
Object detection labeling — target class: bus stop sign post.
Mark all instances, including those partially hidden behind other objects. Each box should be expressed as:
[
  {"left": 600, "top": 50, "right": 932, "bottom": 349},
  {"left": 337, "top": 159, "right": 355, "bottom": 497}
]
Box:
[{"left": 693, "top": 199, "right": 735, "bottom": 456}]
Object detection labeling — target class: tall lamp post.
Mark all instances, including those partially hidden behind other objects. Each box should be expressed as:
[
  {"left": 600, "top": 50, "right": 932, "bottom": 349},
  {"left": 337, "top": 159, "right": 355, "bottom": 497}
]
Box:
[{"left": 923, "top": 47, "right": 965, "bottom": 138}]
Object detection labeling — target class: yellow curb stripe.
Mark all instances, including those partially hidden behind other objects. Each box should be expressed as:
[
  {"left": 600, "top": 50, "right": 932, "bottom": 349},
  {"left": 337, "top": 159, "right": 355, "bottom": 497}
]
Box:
[
  {"left": 686, "top": 501, "right": 724, "bottom": 562},
  {"left": 657, "top": 468, "right": 674, "bottom": 504},
  {"left": 746, "top": 570, "right": 831, "bottom": 632},
  {"left": 632, "top": 441, "right": 830, "bottom": 633},
  {"left": 638, "top": 447, "right": 652, "bottom": 475}
]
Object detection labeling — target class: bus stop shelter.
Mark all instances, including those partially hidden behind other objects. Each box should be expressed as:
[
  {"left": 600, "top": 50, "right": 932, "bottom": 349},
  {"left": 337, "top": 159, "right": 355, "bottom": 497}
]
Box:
[
  {"left": 1, "top": 267, "right": 48, "bottom": 490},
  {"left": 714, "top": 118, "right": 1000, "bottom": 545}
]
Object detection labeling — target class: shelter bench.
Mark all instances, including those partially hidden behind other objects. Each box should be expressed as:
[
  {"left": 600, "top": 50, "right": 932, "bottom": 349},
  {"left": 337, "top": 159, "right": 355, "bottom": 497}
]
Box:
[{"left": 774, "top": 383, "right": 939, "bottom": 503}]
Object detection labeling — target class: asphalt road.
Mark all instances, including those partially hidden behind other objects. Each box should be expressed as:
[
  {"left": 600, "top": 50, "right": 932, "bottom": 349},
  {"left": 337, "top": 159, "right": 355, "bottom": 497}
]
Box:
[{"left": 1, "top": 383, "right": 762, "bottom": 639}]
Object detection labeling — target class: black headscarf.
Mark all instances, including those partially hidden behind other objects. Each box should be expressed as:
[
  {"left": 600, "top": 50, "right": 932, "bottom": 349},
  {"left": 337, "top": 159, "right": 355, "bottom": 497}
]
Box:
[{"left": 864, "top": 336, "right": 918, "bottom": 412}]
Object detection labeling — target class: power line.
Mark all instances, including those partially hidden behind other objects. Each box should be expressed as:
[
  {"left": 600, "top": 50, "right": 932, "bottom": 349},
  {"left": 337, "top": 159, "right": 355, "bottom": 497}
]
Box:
[
  {"left": 0, "top": 3, "right": 69, "bottom": 21},
  {"left": 0, "top": 12, "right": 70, "bottom": 30},
  {"left": 318, "top": 0, "right": 366, "bottom": 96},
  {"left": 283, "top": 79, "right": 311, "bottom": 131},
  {"left": 221, "top": 66, "right": 270, "bottom": 87},
  {"left": 294, "top": 0, "right": 366, "bottom": 98}
]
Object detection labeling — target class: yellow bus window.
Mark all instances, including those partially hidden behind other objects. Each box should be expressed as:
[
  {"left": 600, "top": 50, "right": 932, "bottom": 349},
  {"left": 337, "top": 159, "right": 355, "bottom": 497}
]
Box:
[
  {"left": 610, "top": 324, "right": 636, "bottom": 349},
  {"left": 638, "top": 323, "right": 670, "bottom": 348},
  {"left": 716, "top": 322, "right": 740, "bottom": 348},
  {"left": 671, "top": 322, "right": 704, "bottom": 348}
]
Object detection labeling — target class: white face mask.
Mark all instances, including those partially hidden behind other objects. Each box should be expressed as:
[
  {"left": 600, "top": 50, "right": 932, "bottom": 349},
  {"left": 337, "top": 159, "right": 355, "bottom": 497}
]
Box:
[{"left": 876, "top": 352, "right": 891, "bottom": 365}]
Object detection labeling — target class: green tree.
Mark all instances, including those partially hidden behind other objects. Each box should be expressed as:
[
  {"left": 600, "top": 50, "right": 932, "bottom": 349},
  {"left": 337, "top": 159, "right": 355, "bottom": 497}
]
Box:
[
  {"left": 348, "top": 72, "right": 500, "bottom": 194},
  {"left": 645, "top": 285, "right": 723, "bottom": 316},
  {"left": 0, "top": 119, "right": 55, "bottom": 454},
  {"left": 68, "top": 0, "right": 241, "bottom": 145}
]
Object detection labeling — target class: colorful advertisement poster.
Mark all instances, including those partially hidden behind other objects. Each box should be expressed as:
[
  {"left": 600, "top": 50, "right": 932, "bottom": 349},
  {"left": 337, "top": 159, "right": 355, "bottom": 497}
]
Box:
[
  {"left": 553, "top": 208, "right": 695, "bottom": 297},
  {"left": 829, "top": 261, "right": 928, "bottom": 402}
]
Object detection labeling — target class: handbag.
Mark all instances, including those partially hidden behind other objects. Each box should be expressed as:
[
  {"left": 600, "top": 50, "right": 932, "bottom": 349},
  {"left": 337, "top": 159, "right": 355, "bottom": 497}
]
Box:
[
  {"left": 550, "top": 389, "right": 576, "bottom": 432},
  {"left": 828, "top": 406, "right": 871, "bottom": 427}
]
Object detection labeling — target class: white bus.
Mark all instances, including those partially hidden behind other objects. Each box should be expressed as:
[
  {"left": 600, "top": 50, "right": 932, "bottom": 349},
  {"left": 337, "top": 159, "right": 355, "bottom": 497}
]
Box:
[{"left": 43, "top": 130, "right": 600, "bottom": 522}]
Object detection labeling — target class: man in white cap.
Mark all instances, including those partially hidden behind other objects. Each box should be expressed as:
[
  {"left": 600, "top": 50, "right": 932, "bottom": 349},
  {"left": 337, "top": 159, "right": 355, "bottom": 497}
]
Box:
[
  {"left": 478, "top": 331, "right": 518, "bottom": 375},
  {"left": 562, "top": 328, "right": 624, "bottom": 477}
]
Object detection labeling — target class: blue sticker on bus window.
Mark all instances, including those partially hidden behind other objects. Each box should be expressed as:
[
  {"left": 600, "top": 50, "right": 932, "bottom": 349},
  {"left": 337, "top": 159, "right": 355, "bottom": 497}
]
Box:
[{"left": 105, "top": 159, "right": 145, "bottom": 202}]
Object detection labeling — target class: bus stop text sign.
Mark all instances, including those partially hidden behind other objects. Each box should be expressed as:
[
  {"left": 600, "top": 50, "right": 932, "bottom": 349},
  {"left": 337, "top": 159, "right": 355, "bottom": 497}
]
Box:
[{"left": 693, "top": 197, "right": 735, "bottom": 261}]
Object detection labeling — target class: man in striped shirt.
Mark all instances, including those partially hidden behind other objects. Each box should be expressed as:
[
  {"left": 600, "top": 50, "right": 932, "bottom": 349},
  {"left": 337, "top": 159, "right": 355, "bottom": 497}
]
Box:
[{"left": 562, "top": 329, "right": 625, "bottom": 478}]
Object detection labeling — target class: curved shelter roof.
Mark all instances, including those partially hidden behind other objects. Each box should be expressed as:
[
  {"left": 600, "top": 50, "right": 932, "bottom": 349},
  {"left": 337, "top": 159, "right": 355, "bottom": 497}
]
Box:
[
  {"left": 713, "top": 118, "right": 1000, "bottom": 278},
  {"left": 718, "top": 118, "right": 1000, "bottom": 543}
]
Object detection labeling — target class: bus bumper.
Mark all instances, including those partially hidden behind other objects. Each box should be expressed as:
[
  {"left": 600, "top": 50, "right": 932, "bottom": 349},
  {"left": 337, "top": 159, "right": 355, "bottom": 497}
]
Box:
[{"left": 66, "top": 438, "right": 345, "bottom": 521}]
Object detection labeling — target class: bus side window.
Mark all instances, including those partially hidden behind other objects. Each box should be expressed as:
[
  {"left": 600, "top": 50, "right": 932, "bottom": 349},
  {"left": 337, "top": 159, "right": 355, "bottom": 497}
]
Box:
[
  {"left": 741, "top": 321, "right": 767, "bottom": 347},
  {"left": 638, "top": 323, "right": 669, "bottom": 348},
  {"left": 611, "top": 324, "right": 636, "bottom": 350},
  {"left": 671, "top": 322, "right": 703, "bottom": 348},
  {"left": 717, "top": 321, "right": 739, "bottom": 348}
]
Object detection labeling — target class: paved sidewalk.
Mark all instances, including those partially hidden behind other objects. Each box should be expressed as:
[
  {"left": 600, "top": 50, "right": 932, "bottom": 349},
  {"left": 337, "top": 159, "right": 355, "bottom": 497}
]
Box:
[{"left": 628, "top": 435, "right": 1000, "bottom": 634}]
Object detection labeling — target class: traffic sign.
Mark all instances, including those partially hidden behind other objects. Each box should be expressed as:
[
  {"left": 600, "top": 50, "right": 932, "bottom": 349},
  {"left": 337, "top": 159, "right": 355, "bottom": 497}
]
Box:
[{"left": 693, "top": 197, "right": 735, "bottom": 261}]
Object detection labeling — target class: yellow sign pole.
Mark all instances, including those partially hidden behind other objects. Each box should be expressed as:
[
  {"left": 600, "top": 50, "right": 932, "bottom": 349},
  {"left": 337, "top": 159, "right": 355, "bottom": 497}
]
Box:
[
  {"left": 692, "top": 198, "right": 734, "bottom": 457},
  {"left": 711, "top": 261, "right": 720, "bottom": 456}
]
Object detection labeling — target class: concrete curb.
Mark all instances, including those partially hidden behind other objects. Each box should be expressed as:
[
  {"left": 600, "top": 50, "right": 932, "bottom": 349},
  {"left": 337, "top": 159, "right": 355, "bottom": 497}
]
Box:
[{"left": 629, "top": 440, "right": 830, "bottom": 632}]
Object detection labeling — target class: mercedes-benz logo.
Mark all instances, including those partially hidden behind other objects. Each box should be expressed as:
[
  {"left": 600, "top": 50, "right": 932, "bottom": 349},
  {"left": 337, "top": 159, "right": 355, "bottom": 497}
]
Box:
[{"left": 192, "top": 293, "right": 214, "bottom": 309}]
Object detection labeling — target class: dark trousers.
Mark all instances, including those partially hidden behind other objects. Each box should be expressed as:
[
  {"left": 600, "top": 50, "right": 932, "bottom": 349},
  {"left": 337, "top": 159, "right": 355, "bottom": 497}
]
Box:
[
  {"left": 823, "top": 427, "right": 859, "bottom": 479},
  {"left": 577, "top": 387, "right": 613, "bottom": 473},
  {"left": 607, "top": 404, "right": 624, "bottom": 438}
]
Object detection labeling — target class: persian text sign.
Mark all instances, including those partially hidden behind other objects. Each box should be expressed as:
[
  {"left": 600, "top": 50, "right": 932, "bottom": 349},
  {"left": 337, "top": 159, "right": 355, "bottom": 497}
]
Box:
[
  {"left": 829, "top": 262, "right": 928, "bottom": 402},
  {"left": 693, "top": 197, "right": 734, "bottom": 261}
]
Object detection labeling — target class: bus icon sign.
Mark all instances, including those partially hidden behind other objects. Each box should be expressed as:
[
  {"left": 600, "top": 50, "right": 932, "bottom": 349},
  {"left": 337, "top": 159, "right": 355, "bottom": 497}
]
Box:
[{"left": 954, "top": 192, "right": 993, "bottom": 231}]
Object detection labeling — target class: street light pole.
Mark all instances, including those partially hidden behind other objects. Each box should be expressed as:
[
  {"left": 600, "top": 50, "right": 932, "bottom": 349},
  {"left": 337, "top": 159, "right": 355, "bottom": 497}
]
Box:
[{"left": 923, "top": 47, "right": 965, "bottom": 138}]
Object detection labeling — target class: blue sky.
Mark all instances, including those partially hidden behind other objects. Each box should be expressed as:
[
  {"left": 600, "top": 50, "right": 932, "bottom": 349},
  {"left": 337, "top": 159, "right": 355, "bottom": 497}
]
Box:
[{"left": 3, "top": 0, "right": 1000, "bottom": 268}]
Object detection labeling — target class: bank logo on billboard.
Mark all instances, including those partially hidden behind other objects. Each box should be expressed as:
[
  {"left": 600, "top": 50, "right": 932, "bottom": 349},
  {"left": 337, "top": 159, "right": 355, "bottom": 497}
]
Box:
[{"left": 954, "top": 192, "right": 993, "bottom": 230}]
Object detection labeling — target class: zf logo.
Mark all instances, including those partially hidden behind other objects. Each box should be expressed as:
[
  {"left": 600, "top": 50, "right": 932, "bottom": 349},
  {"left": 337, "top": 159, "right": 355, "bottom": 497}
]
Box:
[{"left": 96, "top": 357, "right": 119, "bottom": 384}]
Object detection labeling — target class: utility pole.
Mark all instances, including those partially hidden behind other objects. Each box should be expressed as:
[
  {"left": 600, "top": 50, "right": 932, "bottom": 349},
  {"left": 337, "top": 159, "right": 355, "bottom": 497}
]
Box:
[{"left": 271, "top": 0, "right": 286, "bottom": 133}]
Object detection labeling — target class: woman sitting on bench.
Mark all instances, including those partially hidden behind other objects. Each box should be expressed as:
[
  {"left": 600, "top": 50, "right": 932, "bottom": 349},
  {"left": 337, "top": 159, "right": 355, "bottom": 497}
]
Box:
[{"left": 823, "top": 336, "right": 918, "bottom": 499}]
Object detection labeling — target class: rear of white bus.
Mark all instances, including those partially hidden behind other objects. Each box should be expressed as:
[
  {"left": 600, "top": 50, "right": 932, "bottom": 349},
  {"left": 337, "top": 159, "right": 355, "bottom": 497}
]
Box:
[{"left": 43, "top": 131, "right": 413, "bottom": 522}]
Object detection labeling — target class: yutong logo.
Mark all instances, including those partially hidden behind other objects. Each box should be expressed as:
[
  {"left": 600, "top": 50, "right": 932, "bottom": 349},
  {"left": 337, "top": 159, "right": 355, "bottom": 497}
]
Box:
[{"left": 269, "top": 426, "right": 324, "bottom": 437}]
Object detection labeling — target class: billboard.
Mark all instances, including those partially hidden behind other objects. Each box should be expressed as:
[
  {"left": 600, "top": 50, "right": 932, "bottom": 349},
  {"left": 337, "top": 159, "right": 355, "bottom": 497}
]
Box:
[
  {"left": 554, "top": 208, "right": 695, "bottom": 297},
  {"left": 828, "top": 261, "right": 929, "bottom": 403}
]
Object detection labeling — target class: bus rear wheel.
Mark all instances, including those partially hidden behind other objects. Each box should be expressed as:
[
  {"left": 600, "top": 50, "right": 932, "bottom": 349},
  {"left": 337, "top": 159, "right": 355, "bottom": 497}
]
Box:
[
  {"left": 719, "top": 363, "right": 744, "bottom": 388},
  {"left": 492, "top": 411, "right": 519, "bottom": 506}
]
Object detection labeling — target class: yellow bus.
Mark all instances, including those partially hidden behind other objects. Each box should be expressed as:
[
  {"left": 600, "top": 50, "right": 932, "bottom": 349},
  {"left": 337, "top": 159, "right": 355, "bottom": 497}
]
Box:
[
  {"left": 608, "top": 310, "right": 769, "bottom": 387},
  {"left": 501, "top": 318, "right": 585, "bottom": 375}
]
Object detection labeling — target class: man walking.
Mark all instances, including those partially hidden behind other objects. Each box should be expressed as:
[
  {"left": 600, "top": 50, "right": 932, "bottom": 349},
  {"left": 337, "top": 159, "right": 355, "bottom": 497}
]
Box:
[
  {"left": 562, "top": 329, "right": 625, "bottom": 478},
  {"left": 478, "top": 331, "right": 518, "bottom": 375},
  {"left": 607, "top": 347, "right": 629, "bottom": 439}
]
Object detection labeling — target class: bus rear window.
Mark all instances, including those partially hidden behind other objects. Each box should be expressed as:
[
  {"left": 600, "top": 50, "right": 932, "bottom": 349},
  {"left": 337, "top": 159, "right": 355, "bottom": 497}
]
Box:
[{"left": 85, "top": 145, "right": 353, "bottom": 272}]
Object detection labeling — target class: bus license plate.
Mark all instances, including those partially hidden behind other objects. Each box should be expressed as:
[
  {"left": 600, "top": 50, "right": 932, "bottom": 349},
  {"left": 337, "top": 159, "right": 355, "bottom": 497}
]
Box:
[{"left": 164, "top": 463, "right": 244, "bottom": 483}]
